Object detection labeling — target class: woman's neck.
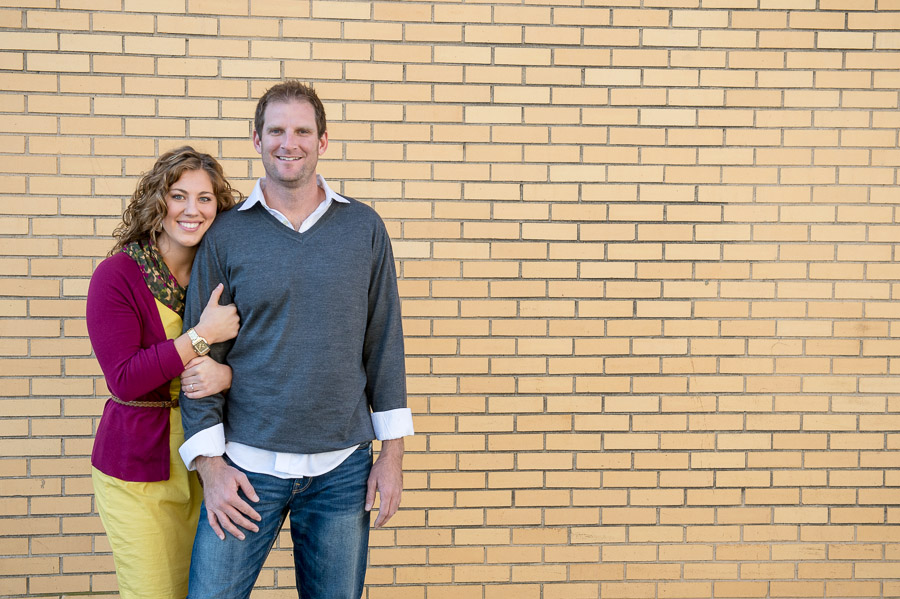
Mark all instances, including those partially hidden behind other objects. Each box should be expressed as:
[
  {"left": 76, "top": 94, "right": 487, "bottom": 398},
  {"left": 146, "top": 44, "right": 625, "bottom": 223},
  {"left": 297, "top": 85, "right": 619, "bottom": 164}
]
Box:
[{"left": 156, "top": 238, "right": 196, "bottom": 287}]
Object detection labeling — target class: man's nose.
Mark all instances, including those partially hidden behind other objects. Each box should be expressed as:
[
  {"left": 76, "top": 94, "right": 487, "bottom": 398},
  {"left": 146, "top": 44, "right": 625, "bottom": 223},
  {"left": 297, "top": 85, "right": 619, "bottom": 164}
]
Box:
[{"left": 282, "top": 131, "right": 300, "bottom": 149}]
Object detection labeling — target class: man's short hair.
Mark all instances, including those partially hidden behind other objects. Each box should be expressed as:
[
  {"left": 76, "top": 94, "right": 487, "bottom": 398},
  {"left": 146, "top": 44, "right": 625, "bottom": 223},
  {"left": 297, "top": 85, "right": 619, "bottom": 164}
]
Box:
[{"left": 254, "top": 80, "right": 327, "bottom": 139}]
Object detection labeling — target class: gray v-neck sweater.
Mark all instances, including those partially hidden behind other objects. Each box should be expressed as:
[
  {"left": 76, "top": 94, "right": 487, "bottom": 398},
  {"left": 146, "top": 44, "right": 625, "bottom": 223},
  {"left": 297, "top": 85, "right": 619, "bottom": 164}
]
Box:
[{"left": 180, "top": 197, "right": 407, "bottom": 454}]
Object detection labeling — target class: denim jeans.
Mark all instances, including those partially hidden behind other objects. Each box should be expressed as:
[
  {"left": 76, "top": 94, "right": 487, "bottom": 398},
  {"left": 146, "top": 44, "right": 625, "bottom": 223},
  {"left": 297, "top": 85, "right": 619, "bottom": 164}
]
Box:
[{"left": 187, "top": 442, "right": 372, "bottom": 599}]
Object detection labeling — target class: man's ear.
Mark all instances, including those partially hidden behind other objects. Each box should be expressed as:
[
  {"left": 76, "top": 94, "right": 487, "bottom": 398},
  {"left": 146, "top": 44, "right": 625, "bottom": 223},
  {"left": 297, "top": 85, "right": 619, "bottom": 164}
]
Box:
[
  {"left": 252, "top": 130, "right": 262, "bottom": 154},
  {"left": 318, "top": 131, "right": 328, "bottom": 156}
]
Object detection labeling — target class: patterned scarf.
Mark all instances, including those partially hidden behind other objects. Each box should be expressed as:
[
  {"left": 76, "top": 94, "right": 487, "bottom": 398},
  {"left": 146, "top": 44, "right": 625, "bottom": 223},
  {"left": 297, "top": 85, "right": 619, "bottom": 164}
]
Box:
[{"left": 123, "top": 239, "right": 185, "bottom": 317}]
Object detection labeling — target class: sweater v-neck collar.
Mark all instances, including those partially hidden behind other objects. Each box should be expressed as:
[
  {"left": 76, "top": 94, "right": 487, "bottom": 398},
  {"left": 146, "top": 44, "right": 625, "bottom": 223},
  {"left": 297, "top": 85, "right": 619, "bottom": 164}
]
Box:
[
  {"left": 239, "top": 175, "right": 349, "bottom": 233},
  {"left": 250, "top": 193, "right": 345, "bottom": 243}
]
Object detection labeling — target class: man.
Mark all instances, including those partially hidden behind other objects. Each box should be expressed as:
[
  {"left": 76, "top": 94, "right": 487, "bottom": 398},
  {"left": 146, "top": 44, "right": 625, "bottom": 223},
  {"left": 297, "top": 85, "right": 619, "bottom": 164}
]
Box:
[{"left": 178, "top": 80, "right": 414, "bottom": 599}]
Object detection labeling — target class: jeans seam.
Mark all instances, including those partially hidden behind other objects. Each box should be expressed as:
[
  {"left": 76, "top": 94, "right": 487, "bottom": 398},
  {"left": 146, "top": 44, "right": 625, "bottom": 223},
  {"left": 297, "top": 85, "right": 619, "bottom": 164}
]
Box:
[{"left": 292, "top": 476, "right": 313, "bottom": 496}]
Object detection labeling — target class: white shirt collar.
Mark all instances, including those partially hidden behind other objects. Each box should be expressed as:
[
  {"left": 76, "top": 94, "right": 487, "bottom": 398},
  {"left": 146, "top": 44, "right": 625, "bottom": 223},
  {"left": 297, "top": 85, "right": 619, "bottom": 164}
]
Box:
[
  {"left": 239, "top": 174, "right": 349, "bottom": 232},
  {"left": 240, "top": 174, "right": 348, "bottom": 212}
]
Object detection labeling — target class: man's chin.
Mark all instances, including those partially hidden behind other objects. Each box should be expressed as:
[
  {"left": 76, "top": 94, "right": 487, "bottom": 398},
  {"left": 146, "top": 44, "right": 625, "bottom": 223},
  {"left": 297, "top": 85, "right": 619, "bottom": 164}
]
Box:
[{"left": 266, "top": 173, "right": 309, "bottom": 189}]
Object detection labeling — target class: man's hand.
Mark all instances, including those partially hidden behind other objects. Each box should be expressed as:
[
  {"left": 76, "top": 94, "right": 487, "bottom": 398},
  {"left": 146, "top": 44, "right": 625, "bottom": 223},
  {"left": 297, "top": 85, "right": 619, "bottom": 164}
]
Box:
[
  {"left": 365, "top": 438, "right": 404, "bottom": 528},
  {"left": 195, "top": 455, "right": 261, "bottom": 541}
]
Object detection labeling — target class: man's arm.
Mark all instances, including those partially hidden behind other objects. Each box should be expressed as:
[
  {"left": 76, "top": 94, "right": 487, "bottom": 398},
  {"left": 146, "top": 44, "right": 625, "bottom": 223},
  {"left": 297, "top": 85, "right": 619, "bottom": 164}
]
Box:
[
  {"left": 194, "top": 455, "right": 261, "bottom": 541},
  {"left": 366, "top": 407, "right": 414, "bottom": 528},
  {"left": 179, "top": 228, "right": 261, "bottom": 540},
  {"left": 365, "top": 437, "right": 404, "bottom": 528},
  {"left": 179, "top": 232, "right": 233, "bottom": 438},
  {"left": 362, "top": 221, "right": 413, "bottom": 528},
  {"left": 361, "top": 220, "right": 407, "bottom": 415},
  {"left": 179, "top": 424, "right": 262, "bottom": 541}
]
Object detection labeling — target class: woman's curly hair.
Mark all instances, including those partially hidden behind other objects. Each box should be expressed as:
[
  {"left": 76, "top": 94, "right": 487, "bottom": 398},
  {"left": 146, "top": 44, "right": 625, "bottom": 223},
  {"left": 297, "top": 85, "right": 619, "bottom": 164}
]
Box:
[{"left": 109, "top": 146, "right": 242, "bottom": 256}]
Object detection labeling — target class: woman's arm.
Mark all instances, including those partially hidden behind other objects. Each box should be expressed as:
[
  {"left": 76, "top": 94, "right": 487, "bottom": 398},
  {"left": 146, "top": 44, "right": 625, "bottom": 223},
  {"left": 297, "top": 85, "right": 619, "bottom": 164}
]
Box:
[
  {"left": 86, "top": 256, "right": 184, "bottom": 401},
  {"left": 86, "top": 256, "right": 239, "bottom": 401}
]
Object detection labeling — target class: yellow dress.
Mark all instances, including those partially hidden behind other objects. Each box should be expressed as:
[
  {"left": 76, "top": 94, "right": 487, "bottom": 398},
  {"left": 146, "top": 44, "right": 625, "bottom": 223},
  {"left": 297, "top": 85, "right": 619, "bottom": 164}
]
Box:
[{"left": 92, "top": 299, "right": 202, "bottom": 599}]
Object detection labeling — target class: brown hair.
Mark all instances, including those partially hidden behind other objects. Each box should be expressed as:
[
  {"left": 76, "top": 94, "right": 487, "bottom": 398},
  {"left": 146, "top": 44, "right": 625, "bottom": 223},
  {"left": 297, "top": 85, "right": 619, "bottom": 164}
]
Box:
[
  {"left": 109, "top": 146, "right": 241, "bottom": 256},
  {"left": 254, "top": 80, "right": 327, "bottom": 139}
]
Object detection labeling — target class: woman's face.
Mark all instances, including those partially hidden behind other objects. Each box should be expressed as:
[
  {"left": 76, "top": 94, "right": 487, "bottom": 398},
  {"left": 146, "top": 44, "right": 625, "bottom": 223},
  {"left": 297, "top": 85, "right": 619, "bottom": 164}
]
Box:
[{"left": 157, "top": 169, "right": 218, "bottom": 253}]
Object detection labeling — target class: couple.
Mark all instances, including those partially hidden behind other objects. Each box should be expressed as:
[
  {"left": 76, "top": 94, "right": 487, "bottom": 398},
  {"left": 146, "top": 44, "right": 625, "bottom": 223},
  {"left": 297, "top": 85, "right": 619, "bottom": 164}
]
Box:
[{"left": 86, "top": 81, "right": 413, "bottom": 599}]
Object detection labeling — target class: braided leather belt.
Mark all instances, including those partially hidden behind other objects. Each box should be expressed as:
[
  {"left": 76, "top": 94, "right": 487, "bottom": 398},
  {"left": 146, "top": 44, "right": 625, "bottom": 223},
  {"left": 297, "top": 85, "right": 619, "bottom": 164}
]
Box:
[{"left": 109, "top": 395, "right": 179, "bottom": 408}]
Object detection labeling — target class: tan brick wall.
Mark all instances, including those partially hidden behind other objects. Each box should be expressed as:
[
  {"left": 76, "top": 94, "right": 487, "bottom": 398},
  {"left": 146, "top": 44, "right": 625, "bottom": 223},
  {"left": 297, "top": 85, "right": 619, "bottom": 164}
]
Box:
[{"left": 2, "top": 1, "right": 899, "bottom": 597}]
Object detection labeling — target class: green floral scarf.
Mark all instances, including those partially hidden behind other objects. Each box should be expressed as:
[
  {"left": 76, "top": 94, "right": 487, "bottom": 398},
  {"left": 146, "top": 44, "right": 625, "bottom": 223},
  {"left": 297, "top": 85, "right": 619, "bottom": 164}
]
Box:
[{"left": 123, "top": 239, "right": 185, "bottom": 318}]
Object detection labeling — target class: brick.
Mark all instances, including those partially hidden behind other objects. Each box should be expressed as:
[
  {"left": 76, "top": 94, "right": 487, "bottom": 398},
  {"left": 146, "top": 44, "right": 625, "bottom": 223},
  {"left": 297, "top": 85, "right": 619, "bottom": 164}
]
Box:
[{"left": 3, "top": 3, "right": 900, "bottom": 590}]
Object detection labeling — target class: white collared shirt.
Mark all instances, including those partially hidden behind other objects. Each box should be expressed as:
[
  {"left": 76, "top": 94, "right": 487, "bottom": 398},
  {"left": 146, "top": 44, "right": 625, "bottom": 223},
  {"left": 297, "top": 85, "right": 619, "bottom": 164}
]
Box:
[{"left": 179, "top": 175, "right": 414, "bottom": 478}]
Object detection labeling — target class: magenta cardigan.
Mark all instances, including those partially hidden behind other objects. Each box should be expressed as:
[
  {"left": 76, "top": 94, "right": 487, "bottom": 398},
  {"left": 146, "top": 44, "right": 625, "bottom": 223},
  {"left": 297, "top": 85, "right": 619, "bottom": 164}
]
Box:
[{"left": 86, "top": 251, "right": 185, "bottom": 482}]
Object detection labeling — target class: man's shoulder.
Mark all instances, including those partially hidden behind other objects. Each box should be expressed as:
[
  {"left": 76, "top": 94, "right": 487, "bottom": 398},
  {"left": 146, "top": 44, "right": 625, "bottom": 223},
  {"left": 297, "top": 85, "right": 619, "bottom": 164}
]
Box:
[
  {"left": 216, "top": 202, "right": 254, "bottom": 223},
  {"left": 206, "top": 203, "right": 260, "bottom": 236},
  {"left": 331, "top": 194, "right": 386, "bottom": 229},
  {"left": 193, "top": 205, "right": 268, "bottom": 264}
]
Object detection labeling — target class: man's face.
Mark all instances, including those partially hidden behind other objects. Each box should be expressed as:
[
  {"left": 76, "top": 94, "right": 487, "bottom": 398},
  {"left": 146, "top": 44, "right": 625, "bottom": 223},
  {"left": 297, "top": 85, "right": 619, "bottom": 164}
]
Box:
[{"left": 253, "top": 100, "right": 328, "bottom": 189}]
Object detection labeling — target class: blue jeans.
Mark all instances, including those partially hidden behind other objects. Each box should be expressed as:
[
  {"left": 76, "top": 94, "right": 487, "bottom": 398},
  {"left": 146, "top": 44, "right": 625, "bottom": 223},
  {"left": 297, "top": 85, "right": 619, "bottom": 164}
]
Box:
[{"left": 187, "top": 443, "right": 372, "bottom": 599}]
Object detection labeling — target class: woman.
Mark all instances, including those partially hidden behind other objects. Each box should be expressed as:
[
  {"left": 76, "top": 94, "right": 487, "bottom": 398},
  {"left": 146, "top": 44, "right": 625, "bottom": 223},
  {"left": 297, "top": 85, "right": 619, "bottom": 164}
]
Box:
[{"left": 86, "top": 146, "right": 242, "bottom": 599}]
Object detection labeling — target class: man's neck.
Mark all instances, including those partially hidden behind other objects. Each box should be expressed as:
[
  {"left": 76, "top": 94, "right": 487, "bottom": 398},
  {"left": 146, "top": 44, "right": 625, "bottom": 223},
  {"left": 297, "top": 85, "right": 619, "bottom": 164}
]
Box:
[{"left": 260, "top": 175, "right": 325, "bottom": 230}]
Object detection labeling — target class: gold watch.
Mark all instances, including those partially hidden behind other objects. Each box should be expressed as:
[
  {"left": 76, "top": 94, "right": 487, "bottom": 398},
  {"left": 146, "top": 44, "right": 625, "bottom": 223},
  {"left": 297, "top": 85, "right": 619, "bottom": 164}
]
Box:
[{"left": 187, "top": 328, "right": 211, "bottom": 356}]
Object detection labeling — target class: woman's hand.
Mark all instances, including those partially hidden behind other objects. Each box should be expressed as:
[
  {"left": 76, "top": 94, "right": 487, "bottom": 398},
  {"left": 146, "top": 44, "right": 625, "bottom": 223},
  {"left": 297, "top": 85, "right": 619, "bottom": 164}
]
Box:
[
  {"left": 181, "top": 356, "right": 233, "bottom": 398},
  {"left": 194, "top": 283, "right": 239, "bottom": 344}
]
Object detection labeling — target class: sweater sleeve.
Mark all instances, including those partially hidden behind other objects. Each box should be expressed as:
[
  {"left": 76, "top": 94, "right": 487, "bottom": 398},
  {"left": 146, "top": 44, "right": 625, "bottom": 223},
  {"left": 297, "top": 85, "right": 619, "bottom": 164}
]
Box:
[
  {"left": 362, "top": 220, "right": 408, "bottom": 415},
  {"left": 86, "top": 255, "right": 184, "bottom": 401},
  {"left": 179, "top": 230, "right": 233, "bottom": 442}
]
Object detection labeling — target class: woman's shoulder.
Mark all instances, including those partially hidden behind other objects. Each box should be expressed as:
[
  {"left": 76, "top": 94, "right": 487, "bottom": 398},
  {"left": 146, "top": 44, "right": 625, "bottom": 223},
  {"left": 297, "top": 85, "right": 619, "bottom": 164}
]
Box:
[
  {"left": 93, "top": 250, "right": 137, "bottom": 277},
  {"left": 90, "top": 251, "right": 142, "bottom": 292}
]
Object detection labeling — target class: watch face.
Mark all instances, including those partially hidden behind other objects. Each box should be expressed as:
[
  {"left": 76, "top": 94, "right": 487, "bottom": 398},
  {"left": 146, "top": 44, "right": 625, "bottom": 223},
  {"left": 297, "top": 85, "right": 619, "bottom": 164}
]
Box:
[{"left": 194, "top": 338, "right": 210, "bottom": 355}]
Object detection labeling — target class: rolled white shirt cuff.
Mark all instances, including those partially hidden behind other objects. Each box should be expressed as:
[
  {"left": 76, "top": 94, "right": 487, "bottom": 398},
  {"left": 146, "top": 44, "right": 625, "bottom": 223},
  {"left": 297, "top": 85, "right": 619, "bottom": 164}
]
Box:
[
  {"left": 178, "top": 423, "right": 226, "bottom": 471},
  {"left": 371, "top": 407, "right": 414, "bottom": 440}
]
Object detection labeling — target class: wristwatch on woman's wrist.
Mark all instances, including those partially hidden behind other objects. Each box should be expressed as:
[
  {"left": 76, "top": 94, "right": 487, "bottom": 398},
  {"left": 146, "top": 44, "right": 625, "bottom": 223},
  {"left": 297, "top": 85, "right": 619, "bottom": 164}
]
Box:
[{"left": 187, "top": 328, "right": 211, "bottom": 356}]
